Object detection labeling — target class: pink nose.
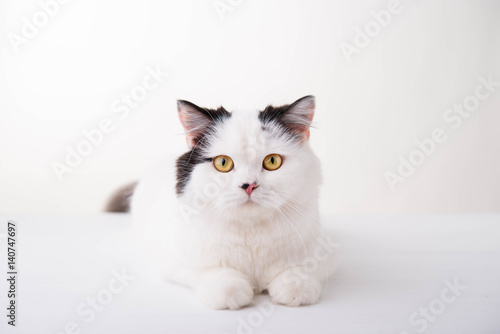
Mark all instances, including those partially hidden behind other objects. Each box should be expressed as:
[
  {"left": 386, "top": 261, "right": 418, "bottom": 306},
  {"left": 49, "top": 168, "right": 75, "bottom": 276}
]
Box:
[{"left": 241, "top": 183, "right": 258, "bottom": 196}]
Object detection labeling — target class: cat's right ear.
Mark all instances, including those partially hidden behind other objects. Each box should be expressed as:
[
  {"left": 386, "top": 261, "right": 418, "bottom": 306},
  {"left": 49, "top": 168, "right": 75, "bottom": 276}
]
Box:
[{"left": 177, "top": 100, "right": 212, "bottom": 148}]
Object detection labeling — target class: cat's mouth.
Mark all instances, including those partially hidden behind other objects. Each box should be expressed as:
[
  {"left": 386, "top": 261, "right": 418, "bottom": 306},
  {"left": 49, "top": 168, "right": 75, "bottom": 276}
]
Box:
[
  {"left": 241, "top": 196, "right": 260, "bottom": 207},
  {"left": 243, "top": 198, "right": 256, "bottom": 205}
]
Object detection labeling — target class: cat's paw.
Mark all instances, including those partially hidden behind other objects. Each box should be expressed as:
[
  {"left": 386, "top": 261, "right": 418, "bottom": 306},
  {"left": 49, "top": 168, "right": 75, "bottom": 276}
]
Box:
[
  {"left": 268, "top": 271, "right": 322, "bottom": 307},
  {"left": 197, "top": 268, "right": 254, "bottom": 310}
]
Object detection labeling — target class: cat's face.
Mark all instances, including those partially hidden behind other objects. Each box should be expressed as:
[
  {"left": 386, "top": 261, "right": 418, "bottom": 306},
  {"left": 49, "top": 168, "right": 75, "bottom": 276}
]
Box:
[{"left": 176, "top": 96, "right": 321, "bottom": 218}]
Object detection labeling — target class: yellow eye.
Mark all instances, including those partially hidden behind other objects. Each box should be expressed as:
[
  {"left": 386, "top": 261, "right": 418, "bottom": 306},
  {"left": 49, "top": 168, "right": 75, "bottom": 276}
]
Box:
[
  {"left": 263, "top": 154, "right": 283, "bottom": 171},
  {"left": 213, "top": 155, "right": 234, "bottom": 173}
]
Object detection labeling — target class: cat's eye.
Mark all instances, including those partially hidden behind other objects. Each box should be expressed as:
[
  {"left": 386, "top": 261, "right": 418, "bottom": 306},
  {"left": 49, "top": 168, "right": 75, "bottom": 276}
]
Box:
[
  {"left": 263, "top": 154, "right": 283, "bottom": 171},
  {"left": 213, "top": 155, "right": 234, "bottom": 173}
]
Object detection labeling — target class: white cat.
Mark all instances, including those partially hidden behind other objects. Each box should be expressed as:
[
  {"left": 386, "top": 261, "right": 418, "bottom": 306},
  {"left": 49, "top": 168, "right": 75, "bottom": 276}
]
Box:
[{"left": 111, "top": 96, "right": 338, "bottom": 310}]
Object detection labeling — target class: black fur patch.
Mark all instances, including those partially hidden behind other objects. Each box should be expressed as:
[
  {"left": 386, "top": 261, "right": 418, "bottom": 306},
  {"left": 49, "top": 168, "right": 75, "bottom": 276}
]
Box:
[
  {"left": 176, "top": 149, "right": 212, "bottom": 195},
  {"left": 175, "top": 104, "right": 231, "bottom": 195}
]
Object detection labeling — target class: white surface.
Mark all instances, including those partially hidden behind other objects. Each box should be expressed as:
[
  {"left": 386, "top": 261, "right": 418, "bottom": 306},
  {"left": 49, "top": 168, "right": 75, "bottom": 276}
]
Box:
[
  {"left": 1, "top": 1, "right": 500, "bottom": 214},
  {"left": 0, "top": 214, "right": 499, "bottom": 334}
]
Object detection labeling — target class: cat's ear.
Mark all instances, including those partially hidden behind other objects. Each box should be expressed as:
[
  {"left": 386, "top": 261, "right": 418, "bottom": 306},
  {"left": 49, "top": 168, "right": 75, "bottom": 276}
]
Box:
[
  {"left": 273, "top": 95, "right": 315, "bottom": 141},
  {"left": 177, "top": 100, "right": 212, "bottom": 147},
  {"left": 177, "top": 100, "right": 231, "bottom": 148},
  {"left": 285, "top": 95, "right": 315, "bottom": 140},
  {"left": 260, "top": 95, "right": 315, "bottom": 142}
]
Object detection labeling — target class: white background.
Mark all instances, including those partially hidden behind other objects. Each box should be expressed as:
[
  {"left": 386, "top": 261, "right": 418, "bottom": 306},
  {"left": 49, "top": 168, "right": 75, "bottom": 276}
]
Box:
[{"left": 1, "top": 0, "right": 499, "bottom": 214}]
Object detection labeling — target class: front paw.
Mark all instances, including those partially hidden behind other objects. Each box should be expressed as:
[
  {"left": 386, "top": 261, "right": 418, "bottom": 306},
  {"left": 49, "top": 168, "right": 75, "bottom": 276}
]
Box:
[
  {"left": 197, "top": 268, "right": 254, "bottom": 310},
  {"left": 268, "top": 270, "right": 322, "bottom": 307}
]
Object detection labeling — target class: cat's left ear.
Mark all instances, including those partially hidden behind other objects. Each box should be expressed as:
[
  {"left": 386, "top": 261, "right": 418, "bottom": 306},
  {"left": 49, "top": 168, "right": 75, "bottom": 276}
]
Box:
[
  {"left": 177, "top": 100, "right": 230, "bottom": 148},
  {"left": 177, "top": 100, "right": 213, "bottom": 148},
  {"left": 284, "top": 95, "right": 315, "bottom": 141}
]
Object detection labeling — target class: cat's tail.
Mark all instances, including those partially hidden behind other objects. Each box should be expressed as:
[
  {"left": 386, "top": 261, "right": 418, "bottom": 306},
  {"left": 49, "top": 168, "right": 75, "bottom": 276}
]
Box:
[{"left": 104, "top": 181, "right": 138, "bottom": 212}]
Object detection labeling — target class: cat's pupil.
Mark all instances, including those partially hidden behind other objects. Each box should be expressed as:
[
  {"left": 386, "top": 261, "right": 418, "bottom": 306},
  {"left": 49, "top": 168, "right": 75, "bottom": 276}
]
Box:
[
  {"left": 221, "top": 158, "right": 226, "bottom": 166},
  {"left": 270, "top": 157, "right": 275, "bottom": 164}
]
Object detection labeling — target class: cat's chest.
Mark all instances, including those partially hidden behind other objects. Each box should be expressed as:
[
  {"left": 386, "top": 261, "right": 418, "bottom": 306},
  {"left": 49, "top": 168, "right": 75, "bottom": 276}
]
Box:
[{"left": 202, "top": 229, "right": 305, "bottom": 289}]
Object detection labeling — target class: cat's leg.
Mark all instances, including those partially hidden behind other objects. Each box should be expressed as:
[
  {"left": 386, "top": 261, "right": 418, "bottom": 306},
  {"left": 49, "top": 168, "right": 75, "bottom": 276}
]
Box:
[
  {"left": 196, "top": 267, "right": 254, "bottom": 310},
  {"left": 267, "top": 267, "right": 322, "bottom": 307}
]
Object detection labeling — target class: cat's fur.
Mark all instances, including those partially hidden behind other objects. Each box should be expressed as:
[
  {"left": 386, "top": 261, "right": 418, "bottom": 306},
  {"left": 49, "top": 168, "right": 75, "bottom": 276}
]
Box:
[{"left": 125, "top": 96, "right": 337, "bottom": 309}]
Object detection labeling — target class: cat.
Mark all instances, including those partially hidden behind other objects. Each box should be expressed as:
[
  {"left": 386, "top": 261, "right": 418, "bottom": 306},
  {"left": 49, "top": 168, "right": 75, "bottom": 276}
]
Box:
[{"left": 107, "top": 95, "right": 338, "bottom": 310}]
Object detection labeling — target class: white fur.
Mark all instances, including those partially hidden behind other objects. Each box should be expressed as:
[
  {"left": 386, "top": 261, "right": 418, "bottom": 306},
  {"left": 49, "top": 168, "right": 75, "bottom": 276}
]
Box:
[{"left": 130, "top": 109, "right": 337, "bottom": 309}]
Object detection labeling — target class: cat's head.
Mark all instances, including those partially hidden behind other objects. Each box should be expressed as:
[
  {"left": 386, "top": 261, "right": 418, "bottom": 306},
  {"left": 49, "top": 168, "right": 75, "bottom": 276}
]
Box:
[{"left": 175, "top": 96, "right": 321, "bottom": 219}]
